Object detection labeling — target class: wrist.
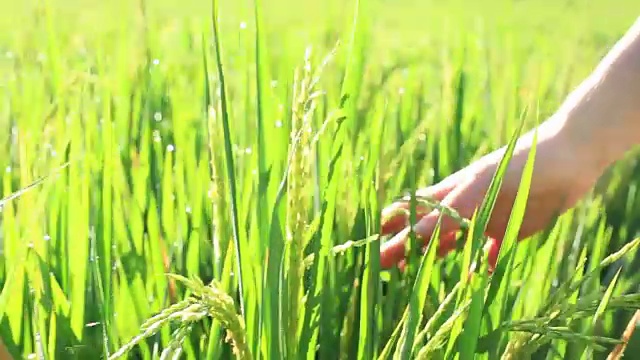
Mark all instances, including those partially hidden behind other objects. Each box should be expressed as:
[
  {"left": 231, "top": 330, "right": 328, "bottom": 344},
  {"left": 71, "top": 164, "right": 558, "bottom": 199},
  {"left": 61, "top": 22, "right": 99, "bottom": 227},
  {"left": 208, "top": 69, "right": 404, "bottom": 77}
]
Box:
[
  {"left": 557, "top": 101, "right": 639, "bottom": 176},
  {"left": 555, "top": 17, "right": 640, "bottom": 173}
]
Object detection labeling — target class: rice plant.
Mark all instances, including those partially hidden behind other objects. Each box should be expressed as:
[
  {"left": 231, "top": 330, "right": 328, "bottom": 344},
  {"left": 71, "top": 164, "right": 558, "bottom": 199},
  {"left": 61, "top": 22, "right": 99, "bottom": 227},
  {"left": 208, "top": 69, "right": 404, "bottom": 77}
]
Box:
[{"left": 1, "top": 0, "right": 640, "bottom": 359}]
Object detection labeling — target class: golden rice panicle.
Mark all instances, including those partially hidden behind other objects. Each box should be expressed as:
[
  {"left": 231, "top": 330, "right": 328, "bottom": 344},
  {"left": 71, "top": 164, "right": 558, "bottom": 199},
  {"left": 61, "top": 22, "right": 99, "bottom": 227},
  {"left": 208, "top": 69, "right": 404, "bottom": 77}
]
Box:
[
  {"left": 110, "top": 277, "right": 251, "bottom": 360},
  {"left": 200, "top": 280, "right": 252, "bottom": 360},
  {"left": 207, "top": 104, "right": 231, "bottom": 275},
  {"left": 285, "top": 46, "right": 317, "bottom": 358}
]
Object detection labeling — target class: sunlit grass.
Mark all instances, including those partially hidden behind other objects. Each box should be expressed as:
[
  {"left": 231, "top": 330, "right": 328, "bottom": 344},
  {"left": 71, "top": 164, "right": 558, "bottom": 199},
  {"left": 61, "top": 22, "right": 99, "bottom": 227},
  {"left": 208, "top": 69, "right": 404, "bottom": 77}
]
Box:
[{"left": 2, "top": 0, "right": 640, "bottom": 359}]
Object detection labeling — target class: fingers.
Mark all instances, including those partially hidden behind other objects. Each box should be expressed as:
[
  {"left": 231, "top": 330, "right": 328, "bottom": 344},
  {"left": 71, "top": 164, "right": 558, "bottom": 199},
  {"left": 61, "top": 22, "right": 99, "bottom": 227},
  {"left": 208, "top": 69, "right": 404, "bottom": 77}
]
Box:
[
  {"left": 413, "top": 208, "right": 462, "bottom": 241},
  {"left": 380, "top": 181, "right": 456, "bottom": 236},
  {"left": 437, "top": 232, "right": 459, "bottom": 257},
  {"left": 484, "top": 237, "right": 501, "bottom": 273},
  {"left": 380, "top": 211, "right": 461, "bottom": 269},
  {"left": 396, "top": 236, "right": 503, "bottom": 275},
  {"left": 380, "top": 227, "right": 412, "bottom": 269},
  {"left": 381, "top": 208, "right": 429, "bottom": 236},
  {"left": 395, "top": 232, "right": 458, "bottom": 272}
]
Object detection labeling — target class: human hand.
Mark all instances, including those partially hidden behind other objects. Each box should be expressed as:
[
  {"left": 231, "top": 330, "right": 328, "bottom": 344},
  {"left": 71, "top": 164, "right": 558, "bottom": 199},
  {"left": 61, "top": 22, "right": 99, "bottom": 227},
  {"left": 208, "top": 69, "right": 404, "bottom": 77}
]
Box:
[
  {"left": 379, "top": 118, "right": 606, "bottom": 270},
  {"left": 379, "top": 16, "right": 640, "bottom": 271}
]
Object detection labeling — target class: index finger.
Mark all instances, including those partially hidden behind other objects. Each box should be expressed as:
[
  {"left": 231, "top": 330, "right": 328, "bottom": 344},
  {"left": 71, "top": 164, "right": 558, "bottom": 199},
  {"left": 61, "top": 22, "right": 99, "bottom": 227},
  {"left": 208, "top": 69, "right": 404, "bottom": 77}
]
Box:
[
  {"left": 380, "top": 209, "right": 461, "bottom": 268},
  {"left": 380, "top": 181, "right": 456, "bottom": 236}
]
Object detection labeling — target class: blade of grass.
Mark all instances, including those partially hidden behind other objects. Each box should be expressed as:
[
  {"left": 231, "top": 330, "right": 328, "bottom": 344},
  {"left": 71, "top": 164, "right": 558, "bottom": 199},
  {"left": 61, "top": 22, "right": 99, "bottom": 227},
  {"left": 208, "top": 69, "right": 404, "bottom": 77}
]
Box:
[
  {"left": 396, "top": 217, "right": 441, "bottom": 359},
  {"left": 378, "top": 308, "right": 408, "bottom": 360},
  {"left": 356, "top": 95, "right": 385, "bottom": 360},
  {"left": 580, "top": 267, "right": 623, "bottom": 358},
  {"left": 457, "top": 110, "right": 528, "bottom": 360},
  {"left": 210, "top": 0, "right": 246, "bottom": 321},
  {"left": 482, "top": 125, "right": 539, "bottom": 356},
  {"left": 253, "top": 0, "right": 271, "bottom": 356}
]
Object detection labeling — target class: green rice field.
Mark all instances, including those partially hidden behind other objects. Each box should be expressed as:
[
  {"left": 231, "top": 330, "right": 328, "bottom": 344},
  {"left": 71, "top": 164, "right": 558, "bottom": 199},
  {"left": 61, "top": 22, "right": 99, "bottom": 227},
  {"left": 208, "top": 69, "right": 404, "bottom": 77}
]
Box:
[{"left": 1, "top": 0, "right": 640, "bottom": 359}]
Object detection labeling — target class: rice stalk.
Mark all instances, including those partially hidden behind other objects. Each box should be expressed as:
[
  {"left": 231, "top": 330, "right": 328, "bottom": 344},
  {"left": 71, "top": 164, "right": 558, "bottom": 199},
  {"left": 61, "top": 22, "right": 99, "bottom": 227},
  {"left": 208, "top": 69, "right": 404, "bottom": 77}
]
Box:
[
  {"left": 499, "top": 239, "right": 640, "bottom": 358},
  {"left": 159, "top": 324, "right": 192, "bottom": 360},
  {"left": 285, "top": 46, "right": 322, "bottom": 358},
  {"left": 412, "top": 281, "right": 463, "bottom": 351},
  {"left": 302, "top": 233, "right": 380, "bottom": 269},
  {"left": 207, "top": 104, "right": 231, "bottom": 280},
  {"left": 384, "top": 194, "right": 474, "bottom": 232},
  {"left": 415, "top": 299, "right": 472, "bottom": 359},
  {"left": 110, "top": 275, "right": 251, "bottom": 360},
  {"left": 378, "top": 308, "right": 409, "bottom": 360}
]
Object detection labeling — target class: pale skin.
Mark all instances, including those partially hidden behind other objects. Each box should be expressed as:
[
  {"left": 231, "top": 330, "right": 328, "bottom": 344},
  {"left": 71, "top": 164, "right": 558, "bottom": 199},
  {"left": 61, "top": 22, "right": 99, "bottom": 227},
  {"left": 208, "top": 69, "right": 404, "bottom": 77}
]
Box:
[{"left": 380, "top": 16, "right": 640, "bottom": 270}]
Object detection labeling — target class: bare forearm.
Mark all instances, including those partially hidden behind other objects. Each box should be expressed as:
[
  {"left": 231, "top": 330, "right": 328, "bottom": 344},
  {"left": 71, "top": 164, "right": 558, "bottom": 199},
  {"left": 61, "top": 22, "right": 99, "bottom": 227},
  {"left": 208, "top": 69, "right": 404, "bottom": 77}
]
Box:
[{"left": 558, "top": 16, "right": 640, "bottom": 170}]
